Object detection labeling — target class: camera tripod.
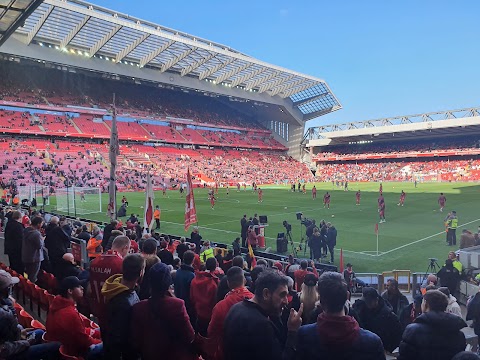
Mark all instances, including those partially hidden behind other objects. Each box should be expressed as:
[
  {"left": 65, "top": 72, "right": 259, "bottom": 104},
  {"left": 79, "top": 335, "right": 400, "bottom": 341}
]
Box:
[
  {"left": 285, "top": 229, "right": 297, "bottom": 257},
  {"left": 422, "top": 258, "right": 441, "bottom": 283}
]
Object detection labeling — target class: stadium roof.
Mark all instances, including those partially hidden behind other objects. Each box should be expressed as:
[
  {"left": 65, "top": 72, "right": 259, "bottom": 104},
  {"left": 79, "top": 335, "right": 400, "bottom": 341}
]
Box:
[
  {"left": 306, "top": 106, "right": 480, "bottom": 146},
  {"left": 3, "top": 0, "right": 341, "bottom": 120},
  {"left": 0, "top": 0, "right": 42, "bottom": 46}
]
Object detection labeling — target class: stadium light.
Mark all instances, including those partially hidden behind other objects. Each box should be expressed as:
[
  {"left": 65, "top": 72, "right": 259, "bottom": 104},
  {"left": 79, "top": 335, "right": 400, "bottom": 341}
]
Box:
[{"left": 38, "top": 42, "right": 43, "bottom": 46}]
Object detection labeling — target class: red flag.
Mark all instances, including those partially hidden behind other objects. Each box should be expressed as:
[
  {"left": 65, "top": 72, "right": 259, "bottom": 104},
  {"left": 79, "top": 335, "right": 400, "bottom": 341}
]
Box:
[
  {"left": 339, "top": 248, "right": 344, "bottom": 273},
  {"left": 248, "top": 242, "right": 257, "bottom": 270},
  {"left": 375, "top": 223, "right": 379, "bottom": 235},
  {"left": 184, "top": 168, "right": 198, "bottom": 231}
]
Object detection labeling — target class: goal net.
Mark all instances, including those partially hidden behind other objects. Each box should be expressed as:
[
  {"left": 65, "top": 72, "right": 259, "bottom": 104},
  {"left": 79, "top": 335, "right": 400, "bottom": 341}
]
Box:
[
  {"left": 17, "top": 185, "right": 50, "bottom": 206},
  {"left": 55, "top": 186, "right": 102, "bottom": 215}
]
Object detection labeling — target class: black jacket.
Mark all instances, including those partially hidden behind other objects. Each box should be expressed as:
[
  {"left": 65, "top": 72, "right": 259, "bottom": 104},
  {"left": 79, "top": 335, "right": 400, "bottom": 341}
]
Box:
[
  {"left": 233, "top": 241, "right": 241, "bottom": 256},
  {"left": 104, "top": 289, "right": 140, "bottom": 359},
  {"left": 437, "top": 266, "right": 460, "bottom": 295},
  {"left": 55, "top": 259, "right": 82, "bottom": 281},
  {"left": 44, "top": 226, "right": 70, "bottom": 261},
  {"left": 240, "top": 217, "right": 247, "bottom": 236},
  {"left": 223, "top": 300, "right": 296, "bottom": 360},
  {"left": 398, "top": 311, "right": 466, "bottom": 360},
  {"left": 176, "top": 243, "right": 189, "bottom": 261},
  {"left": 4, "top": 219, "right": 23, "bottom": 256},
  {"left": 326, "top": 226, "right": 337, "bottom": 246},
  {"left": 190, "top": 232, "right": 202, "bottom": 253},
  {"left": 466, "top": 292, "right": 480, "bottom": 336},
  {"left": 157, "top": 249, "right": 174, "bottom": 266},
  {"left": 353, "top": 297, "right": 402, "bottom": 352},
  {"left": 102, "top": 224, "right": 114, "bottom": 249}
]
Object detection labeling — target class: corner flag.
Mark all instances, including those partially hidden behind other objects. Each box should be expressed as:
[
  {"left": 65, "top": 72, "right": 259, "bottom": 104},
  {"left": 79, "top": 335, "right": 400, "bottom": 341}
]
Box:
[{"left": 184, "top": 168, "right": 197, "bottom": 231}]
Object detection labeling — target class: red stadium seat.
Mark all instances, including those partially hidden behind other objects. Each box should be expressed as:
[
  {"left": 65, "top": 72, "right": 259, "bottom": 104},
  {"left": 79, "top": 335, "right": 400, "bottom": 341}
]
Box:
[
  {"left": 46, "top": 273, "right": 58, "bottom": 294},
  {"left": 39, "top": 289, "right": 51, "bottom": 313},
  {"left": 18, "top": 310, "right": 34, "bottom": 328},
  {"left": 31, "top": 319, "right": 46, "bottom": 330},
  {"left": 30, "top": 284, "right": 41, "bottom": 315},
  {"left": 13, "top": 302, "right": 23, "bottom": 317}
]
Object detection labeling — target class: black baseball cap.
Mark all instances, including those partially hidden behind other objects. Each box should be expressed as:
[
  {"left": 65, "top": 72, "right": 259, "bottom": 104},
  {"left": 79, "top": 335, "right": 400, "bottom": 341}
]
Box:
[
  {"left": 361, "top": 287, "right": 379, "bottom": 303},
  {"left": 59, "top": 276, "right": 84, "bottom": 293}
]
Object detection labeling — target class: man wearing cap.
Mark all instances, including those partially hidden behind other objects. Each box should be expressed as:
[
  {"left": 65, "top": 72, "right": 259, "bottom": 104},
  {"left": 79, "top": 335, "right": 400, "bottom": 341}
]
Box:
[
  {"left": 46, "top": 276, "right": 101, "bottom": 358},
  {"left": 0, "top": 270, "right": 60, "bottom": 359},
  {"left": 4, "top": 210, "right": 24, "bottom": 274},
  {"left": 296, "top": 272, "right": 385, "bottom": 360},
  {"left": 353, "top": 287, "right": 402, "bottom": 353},
  {"left": 131, "top": 262, "right": 195, "bottom": 360}
]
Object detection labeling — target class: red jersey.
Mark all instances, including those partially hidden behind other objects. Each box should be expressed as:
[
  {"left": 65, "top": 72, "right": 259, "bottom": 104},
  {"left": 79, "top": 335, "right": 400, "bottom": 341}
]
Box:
[
  {"left": 356, "top": 191, "right": 361, "bottom": 199},
  {"left": 312, "top": 188, "right": 317, "bottom": 194},
  {"left": 324, "top": 194, "right": 331, "bottom": 203},
  {"left": 400, "top": 192, "right": 406, "bottom": 200},
  {"left": 89, "top": 250, "right": 123, "bottom": 321},
  {"left": 258, "top": 189, "right": 263, "bottom": 199},
  {"left": 438, "top": 195, "right": 446, "bottom": 204}
]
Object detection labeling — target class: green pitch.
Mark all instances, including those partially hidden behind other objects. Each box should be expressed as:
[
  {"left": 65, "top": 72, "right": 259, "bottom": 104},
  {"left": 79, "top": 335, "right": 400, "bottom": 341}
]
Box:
[{"left": 44, "top": 182, "right": 480, "bottom": 274}]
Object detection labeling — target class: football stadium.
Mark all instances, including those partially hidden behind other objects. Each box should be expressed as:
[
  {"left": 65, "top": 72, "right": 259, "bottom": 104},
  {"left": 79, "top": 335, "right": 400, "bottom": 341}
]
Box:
[{"left": 1, "top": 1, "right": 480, "bottom": 358}]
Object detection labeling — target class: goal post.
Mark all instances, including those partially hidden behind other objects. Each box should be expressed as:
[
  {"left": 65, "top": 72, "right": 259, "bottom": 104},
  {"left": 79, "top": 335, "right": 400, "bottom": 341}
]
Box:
[{"left": 55, "top": 186, "right": 102, "bottom": 216}]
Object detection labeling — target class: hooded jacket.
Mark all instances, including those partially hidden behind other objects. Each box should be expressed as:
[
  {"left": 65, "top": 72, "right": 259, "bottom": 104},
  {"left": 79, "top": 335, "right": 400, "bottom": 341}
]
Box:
[
  {"left": 353, "top": 296, "right": 402, "bottom": 352},
  {"left": 190, "top": 271, "right": 219, "bottom": 321},
  {"left": 208, "top": 287, "right": 254, "bottom": 360},
  {"left": 446, "top": 295, "right": 462, "bottom": 317},
  {"left": 296, "top": 312, "right": 385, "bottom": 360},
  {"left": 46, "top": 296, "right": 101, "bottom": 357},
  {"left": 138, "top": 254, "right": 161, "bottom": 300},
  {"left": 4, "top": 219, "right": 23, "bottom": 257},
  {"left": 101, "top": 274, "right": 140, "bottom": 359},
  {"left": 22, "top": 226, "right": 44, "bottom": 263},
  {"left": 398, "top": 311, "right": 467, "bottom": 360}
]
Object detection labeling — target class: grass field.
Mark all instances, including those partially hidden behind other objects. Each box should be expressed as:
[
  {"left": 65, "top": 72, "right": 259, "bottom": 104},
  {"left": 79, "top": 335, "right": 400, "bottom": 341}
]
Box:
[{"left": 44, "top": 182, "right": 480, "bottom": 274}]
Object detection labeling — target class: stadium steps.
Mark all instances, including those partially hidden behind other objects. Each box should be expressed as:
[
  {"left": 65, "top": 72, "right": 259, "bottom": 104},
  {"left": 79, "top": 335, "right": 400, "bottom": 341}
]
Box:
[{"left": 70, "top": 119, "right": 84, "bottom": 134}]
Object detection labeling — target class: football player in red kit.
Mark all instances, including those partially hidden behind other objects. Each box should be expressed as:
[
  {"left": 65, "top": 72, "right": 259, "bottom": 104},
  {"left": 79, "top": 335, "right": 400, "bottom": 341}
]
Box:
[
  {"left": 379, "top": 198, "right": 386, "bottom": 223},
  {"left": 323, "top": 192, "right": 331, "bottom": 209},
  {"left": 398, "top": 190, "right": 406, "bottom": 206},
  {"left": 438, "top": 193, "right": 447, "bottom": 212},
  {"left": 356, "top": 190, "right": 361, "bottom": 205},
  {"left": 210, "top": 194, "right": 216, "bottom": 209},
  {"left": 258, "top": 188, "right": 263, "bottom": 203},
  {"left": 379, "top": 183, "right": 383, "bottom": 194},
  {"left": 312, "top": 186, "right": 317, "bottom": 200}
]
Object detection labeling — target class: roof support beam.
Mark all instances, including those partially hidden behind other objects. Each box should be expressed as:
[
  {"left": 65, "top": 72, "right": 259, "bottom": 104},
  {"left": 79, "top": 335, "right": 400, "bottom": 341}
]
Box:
[
  {"left": 26, "top": 4, "right": 54, "bottom": 44},
  {"left": 160, "top": 47, "right": 195, "bottom": 72},
  {"left": 139, "top": 39, "right": 174, "bottom": 67},
  {"left": 60, "top": 15, "right": 90, "bottom": 48},
  {"left": 245, "top": 70, "right": 279, "bottom": 90},
  {"left": 230, "top": 67, "right": 265, "bottom": 88},
  {"left": 181, "top": 52, "right": 215, "bottom": 76},
  {"left": 88, "top": 24, "right": 122, "bottom": 57},
  {"left": 258, "top": 74, "right": 295, "bottom": 93},
  {"left": 115, "top": 32, "right": 149, "bottom": 62},
  {"left": 279, "top": 81, "right": 315, "bottom": 98},
  {"left": 270, "top": 78, "right": 306, "bottom": 96},
  {"left": 214, "top": 62, "right": 251, "bottom": 84},
  {"left": 198, "top": 57, "right": 235, "bottom": 80},
  {"left": 292, "top": 92, "right": 329, "bottom": 107}
]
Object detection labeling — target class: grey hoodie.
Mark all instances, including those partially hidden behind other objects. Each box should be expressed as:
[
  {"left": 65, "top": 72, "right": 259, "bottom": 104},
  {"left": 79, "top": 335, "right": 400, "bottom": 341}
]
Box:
[{"left": 22, "top": 227, "right": 44, "bottom": 263}]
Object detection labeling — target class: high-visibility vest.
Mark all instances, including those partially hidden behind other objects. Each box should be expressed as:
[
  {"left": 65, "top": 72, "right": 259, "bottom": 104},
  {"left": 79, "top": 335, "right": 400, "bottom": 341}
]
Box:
[
  {"left": 200, "top": 247, "right": 214, "bottom": 263},
  {"left": 449, "top": 218, "right": 458, "bottom": 230},
  {"left": 154, "top": 209, "right": 160, "bottom": 220}
]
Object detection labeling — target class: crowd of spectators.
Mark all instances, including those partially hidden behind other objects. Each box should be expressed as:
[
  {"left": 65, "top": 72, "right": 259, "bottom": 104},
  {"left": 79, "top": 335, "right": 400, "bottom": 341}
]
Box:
[{"left": 1, "top": 205, "right": 478, "bottom": 359}]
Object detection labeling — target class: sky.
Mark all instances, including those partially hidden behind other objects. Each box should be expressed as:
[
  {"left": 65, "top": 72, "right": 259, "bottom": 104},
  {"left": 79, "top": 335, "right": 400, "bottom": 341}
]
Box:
[{"left": 90, "top": 0, "right": 480, "bottom": 127}]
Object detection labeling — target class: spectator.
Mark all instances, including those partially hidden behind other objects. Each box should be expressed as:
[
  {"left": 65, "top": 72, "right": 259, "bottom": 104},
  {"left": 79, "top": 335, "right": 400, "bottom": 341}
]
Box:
[
  {"left": 131, "top": 262, "right": 196, "bottom": 360},
  {"left": 223, "top": 269, "right": 303, "bottom": 360},
  {"left": 86, "top": 226, "right": 103, "bottom": 261},
  {"left": 56, "top": 253, "right": 86, "bottom": 282},
  {"left": 293, "top": 260, "right": 318, "bottom": 291},
  {"left": 157, "top": 240, "right": 174, "bottom": 266},
  {"left": 4, "top": 210, "right": 24, "bottom": 274},
  {"left": 77, "top": 225, "right": 91, "bottom": 242},
  {"left": 343, "top": 263, "right": 365, "bottom": 294},
  {"left": 102, "top": 220, "right": 118, "bottom": 250},
  {"left": 299, "top": 273, "right": 319, "bottom": 324},
  {"left": 101, "top": 253, "right": 145, "bottom": 359},
  {"left": 190, "top": 226, "right": 202, "bottom": 254},
  {"left": 200, "top": 241, "right": 214, "bottom": 264},
  {"left": 89, "top": 235, "right": 130, "bottom": 331},
  {"left": 438, "top": 287, "right": 462, "bottom": 317},
  {"left": 1, "top": 269, "right": 60, "bottom": 359},
  {"left": 44, "top": 217, "right": 70, "bottom": 276},
  {"left": 398, "top": 290, "right": 467, "bottom": 360},
  {"left": 232, "top": 237, "right": 241, "bottom": 257},
  {"left": 138, "top": 238, "right": 160, "bottom": 300},
  {"left": 46, "top": 276, "right": 101, "bottom": 358},
  {"left": 448, "top": 251, "right": 463, "bottom": 273},
  {"left": 176, "top": 237, "right": 188, "bottom": 261},
  {"left": 452, "top": 352, "right": 480, "bottom": 360},
  {"left": 216, "top": 255, "right": 252, "bottom": 302},
  {"left": 326, "top": 223, "right": 337, "bottom": 264},
  {"left": 215, "top": 249, "right": 224, "bottom": 268},
  {"left": 353, "top": 287, "right": 402, "bottom": 353},
  {"left": 174, "top": 250, "right": 196, "bottom": 320},
  {"left": 437, "top": 259, "right": 460, "bottom": 296},
  {"left": 399, "top": 294, "right": 423, "bottom": 331},
  {"left": 420, "top": 274, "right": 438, "bottom": 295},
  {"left": 460, "top": 229, "right": 476, "bottom": 249},
  {"left": 22, "top": 216, "right": 45, "bottom": 283},
  {"left": 208, "top": 266, "right": 253, "bottom": 360},
  {"left": 190, "top": 257, "right": 219, "bottom": 335},
  {"left": 296, "top": 272, "right": 385, "bottom": 360},
  {"left": 381, "top": 278, "right": 409, "bottom": 316},
  {"left": 104, "top": 229, "right": 123, "bottom": 252}
]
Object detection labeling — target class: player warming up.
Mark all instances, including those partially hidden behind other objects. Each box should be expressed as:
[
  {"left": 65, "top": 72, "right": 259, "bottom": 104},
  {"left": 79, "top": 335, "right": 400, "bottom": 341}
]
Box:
[
  {"left": 257, "top": 188, "right": 263, "bottom": 203},
  {"left": 438, "top": 193, "right": 447, "bottom": 212},
  {"left": 356, "top": 190, "right": 361, "bottom": 205},
  {"left": 379, "top": 182, "right": 383, "bottom": 194},
  {"left": 377, "top": 193, "right": 384, "bottom": 212},
  {"left": 210, "top": 193, "right": 216, "bottom": 209},
  {"left": 398, "top": 190, "right": 406, "bottom": 206},
  {"left": 312, "top": 185, "right": 317, "bottom": 200},
  {"left": 323, "top": 192, "right": 331, "bottom": 209},
  {"left": 379, "top": 197, "right": 386, "bottom": 223}
]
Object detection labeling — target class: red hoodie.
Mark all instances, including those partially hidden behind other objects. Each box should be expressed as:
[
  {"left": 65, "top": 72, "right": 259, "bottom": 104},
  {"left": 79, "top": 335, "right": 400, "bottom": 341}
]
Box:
[
  {"left": 190, "top": 271, "right": 219, "bottom": 321},
  {"left": 208, "top": 287, "right": 253, "bottom": 360},
  {"left": 46, "top": 296, "right": 101, "bottom": 356},
  {"left": 294, "top": 266, "right": 319, "bottom": 292}
]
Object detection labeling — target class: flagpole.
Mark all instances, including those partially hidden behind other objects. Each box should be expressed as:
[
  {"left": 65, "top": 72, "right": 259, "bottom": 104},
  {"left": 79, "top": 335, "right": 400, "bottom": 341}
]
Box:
[
  {"left": 108, "top": 93, "right": 118, "bottom": 221},
  {"left": 376, "top": 232, "right": 379, "bottom": 256}
]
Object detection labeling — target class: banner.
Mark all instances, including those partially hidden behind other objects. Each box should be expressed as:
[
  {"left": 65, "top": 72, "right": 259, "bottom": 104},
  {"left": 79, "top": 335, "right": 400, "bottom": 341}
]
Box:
[
  {"left": 108, "top": 96, "right": 119, "bottom": 220},
  {"left": 143, "top": 173, "right": 155, "bottom": 231},
  {"left": 184, "top": 168, "right": 198, "bottom": 231}
]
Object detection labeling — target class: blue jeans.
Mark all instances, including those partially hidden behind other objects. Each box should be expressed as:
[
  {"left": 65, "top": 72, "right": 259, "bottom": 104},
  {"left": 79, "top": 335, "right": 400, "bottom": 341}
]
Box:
[
  {"left": 9, "top": 330, "right": 60, "bottom": 360},
  {"left": 87, "top": 343, "right": 103, "bottom": 360}
]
